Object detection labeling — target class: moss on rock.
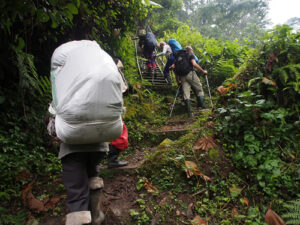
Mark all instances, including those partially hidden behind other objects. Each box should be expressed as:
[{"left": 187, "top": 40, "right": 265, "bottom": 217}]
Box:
[{"left": 140, "top": 138, "right": 177, "bottom": 177}]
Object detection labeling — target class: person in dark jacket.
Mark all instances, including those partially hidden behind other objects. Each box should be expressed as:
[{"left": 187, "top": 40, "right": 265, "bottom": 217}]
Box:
[{"left": 141, "top": 32, "right": 158, "bottom": 73}]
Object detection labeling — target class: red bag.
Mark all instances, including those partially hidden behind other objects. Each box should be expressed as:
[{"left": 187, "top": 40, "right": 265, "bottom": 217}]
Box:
[{"left": 110, "top": 122, "right": 128, "bottom": 150}]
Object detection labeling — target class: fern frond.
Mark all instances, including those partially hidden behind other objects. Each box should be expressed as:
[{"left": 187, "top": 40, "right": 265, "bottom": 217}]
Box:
[
  {"left": 282, "top": 199, "right": 300, "bottom": 225},
  {"left": 38, "top": 76, "right": 52, "bottom": 101},
  {"left": 13, "top": 47, "right": 41, "bottom": 94},
  {"left": 12, "top": 47, "right": 52, "bottom": 101},
  {"left": 213, "top": 59, "right": 238, "bottom": 85}
]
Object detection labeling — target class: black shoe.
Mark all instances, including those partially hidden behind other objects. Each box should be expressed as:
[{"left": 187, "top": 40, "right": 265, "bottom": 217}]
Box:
[{"left": 108, "top": 160, "right": 128, "bottom": 168}]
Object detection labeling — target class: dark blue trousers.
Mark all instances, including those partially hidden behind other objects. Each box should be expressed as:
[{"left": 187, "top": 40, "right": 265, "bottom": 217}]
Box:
[{"left": 163, "top": 55, "right": 175, "bottom": 79}]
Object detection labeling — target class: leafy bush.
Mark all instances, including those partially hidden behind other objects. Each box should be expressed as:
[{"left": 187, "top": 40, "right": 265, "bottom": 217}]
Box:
[
  {"left": 215, "top": 25, "right": 300, "bottom": 199},
  {"left": 212, "top": 59, "right": 238, "bottom": 87}
]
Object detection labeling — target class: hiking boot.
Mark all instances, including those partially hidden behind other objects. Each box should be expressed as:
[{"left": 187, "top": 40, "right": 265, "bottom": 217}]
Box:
[
  {"left": 108, "top": 160, "right": 128, "bottom": 168},
  {"left": 196, "top": 96, "right": 206, "bottom": 109},
  {"left": 65, "top": 211, "right": 91, "bottom": 225},
  {"left": 184, "top": 99, "right": 193, "bottom": 117},
  {"left": 89, "top": 189, "right": 105, "bottom": 225},
  {"left": 108, "top": 145, "right": 128, "bottom": 168}
]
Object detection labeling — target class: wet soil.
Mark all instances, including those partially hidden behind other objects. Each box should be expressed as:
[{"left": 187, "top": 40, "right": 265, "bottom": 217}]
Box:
[{"left": 32, "top": 114, "right": 226, "bottom": 225}]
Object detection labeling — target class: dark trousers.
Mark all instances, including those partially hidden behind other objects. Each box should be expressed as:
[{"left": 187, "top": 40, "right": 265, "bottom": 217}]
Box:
[
  {"left": 61, "top": 152, "right": 106, "bottom": 212},
  {"left": 163, "top": 55, "right": 175, "bottom": 79},
  {"left": 108, "top": 145, "right": 121, "bottom": 162},
  {"left": 144, "top": 47, "right": 156, "bottom": 68}
]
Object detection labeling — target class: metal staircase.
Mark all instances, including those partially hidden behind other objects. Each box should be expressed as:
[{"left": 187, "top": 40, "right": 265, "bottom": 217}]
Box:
[{"left": 134, "top": 38, "right": 171, "bottom": 87}]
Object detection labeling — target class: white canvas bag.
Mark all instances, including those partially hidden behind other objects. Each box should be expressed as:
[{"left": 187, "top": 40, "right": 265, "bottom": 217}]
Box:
[{"left": 50, "top": 40, "right": 123, "bottom": 144}]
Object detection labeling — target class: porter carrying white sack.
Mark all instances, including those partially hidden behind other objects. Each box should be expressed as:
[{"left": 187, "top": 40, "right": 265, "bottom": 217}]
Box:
[{"left": 50, "top": 40, "right": 123, "bottom": 144}]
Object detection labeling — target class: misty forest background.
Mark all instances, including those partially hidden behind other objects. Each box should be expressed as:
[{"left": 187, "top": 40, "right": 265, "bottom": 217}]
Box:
[{"left": 0, "top": 0, "right": 299, "bottom": 224}]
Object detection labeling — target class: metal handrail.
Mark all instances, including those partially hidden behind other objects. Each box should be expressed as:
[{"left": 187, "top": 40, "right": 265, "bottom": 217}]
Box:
[{"left": 134, "top": 39, "right": 143, "bottom": 81}]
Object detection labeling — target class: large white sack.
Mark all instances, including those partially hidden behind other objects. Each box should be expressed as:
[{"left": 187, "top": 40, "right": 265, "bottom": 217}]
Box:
[{"left": 50, "top": 40, "right": 123, "bottom": 144}]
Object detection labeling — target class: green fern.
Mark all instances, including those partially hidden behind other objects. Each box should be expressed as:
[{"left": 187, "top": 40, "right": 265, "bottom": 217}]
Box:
[
  {"left": 213, "top": 59, "right": 238, "bottom": 86},
  {"left": 13, "top": 47, "right": 52, "bottom": 101},
  {"left": 282, "top": 199, "right": 300, "bottom": 225},
  {"left": 37, "top": 75, "right": 52, "bottom": 101},
  {"left": 273, "top": 64, "right": 300, "bottom": 90},
  {"left": 13, "top": 47, "right": 40, "bottom": 95}
]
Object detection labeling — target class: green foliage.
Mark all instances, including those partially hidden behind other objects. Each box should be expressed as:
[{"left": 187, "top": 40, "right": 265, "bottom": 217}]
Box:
[
  {"left": 215, "top": 26, "right": 300, "bottom": 199},
  {"left": 148, "top": 0, "right": 184, "bottom": 36},
  {"left": 130, "top": 207, "right": 150, "bottom": 225},
  {"left": 12, "top": 48, "right": 40, "bottom": 97},
  {"left": 213, "top": 59, "right": 238, "bottom": 86},
  {"left": 282, "top": 199, "right": 300, "bottom": 225},
  {"left": 0, "top": 207, "right": 28, "bottom": 225},
  {"left": 141, "top": 138, "right": 177, "bottom": 178},
  {"left": 0, "top": 99, "right": 61, "bottom": 203},
  {"left": 36, "top": 75, "right": 52, "bottom": 102},
  {"left": 114, "top": 34, "right": 141, "bottom": 85}
]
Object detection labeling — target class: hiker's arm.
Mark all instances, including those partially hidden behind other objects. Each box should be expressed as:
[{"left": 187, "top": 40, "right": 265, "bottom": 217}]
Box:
[
  {"left": 170, "top": 64, "right": 180, "bottom": 83},
  {"left": 156, "top": 45, "right": 167, "bottom": 57},
  {"left": 191, "top": 59, "right": 207, "bottom": 74}
]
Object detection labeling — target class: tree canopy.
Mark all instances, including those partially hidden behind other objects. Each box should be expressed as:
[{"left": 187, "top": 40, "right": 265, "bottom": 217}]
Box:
[{"left": 149, "top": 0, "right": 269, "bottom": 44}]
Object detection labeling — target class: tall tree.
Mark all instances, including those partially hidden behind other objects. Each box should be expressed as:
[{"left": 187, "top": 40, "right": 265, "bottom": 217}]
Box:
[
  {"left": 189, "top": 0, "right": 269, "bottom": 42},
  {"left": 285, "top": 17, "right": 300, "bottom": 31},
  {"left": 147, "top": 0, "right": 184, "bottom": 36}
]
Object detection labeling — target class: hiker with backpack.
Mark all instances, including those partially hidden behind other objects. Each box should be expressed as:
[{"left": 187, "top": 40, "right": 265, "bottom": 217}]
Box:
[
  {"left": 168, "top": 40, "right": 200, "bottom": 106},
  {"left": 142, "top": 31, "right": 158, "bottom": 73},
  {"left": 49, "top": 40, "right": 124, "bottom": 225},
  {"left": 173, "top": 46, "right": 208, "bottom": 117},
  {"left": 168, "top": 39, "right": 182, "bottom": 55},
  {"left": 155, "top": 41, "right": 174, "bottom": 84}
]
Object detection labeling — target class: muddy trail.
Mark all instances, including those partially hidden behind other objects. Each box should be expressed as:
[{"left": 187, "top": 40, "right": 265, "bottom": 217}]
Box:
[{"left": 39, "top": 114, "right": 201, "bottom": 225}]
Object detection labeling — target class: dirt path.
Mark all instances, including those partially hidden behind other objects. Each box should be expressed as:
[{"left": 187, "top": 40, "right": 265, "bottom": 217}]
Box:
[
  {"left": 39, "top": 150, "right": 146, "bottom": 225},
  {"left": 39, "top": 116, "right": 197, "bottom": 225}
]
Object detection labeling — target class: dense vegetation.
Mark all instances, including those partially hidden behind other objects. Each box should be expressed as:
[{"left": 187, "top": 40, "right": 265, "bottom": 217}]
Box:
[
  {"left": 0, "top": 0, "right": 299, "bottom": 224},
  {"left": 215, "top": 25, "right": 300, "bottom": 199},
  {"left": 0, "top": 0, "right": 147, "bottom": 222}
]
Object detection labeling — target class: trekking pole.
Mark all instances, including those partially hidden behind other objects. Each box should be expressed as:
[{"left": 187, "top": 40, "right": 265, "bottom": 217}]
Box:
[
  {"left": 169, "top": 84, "right": 181, "bottom": 117},
  {"left": 205, "top": 75, "right": 213, "bottom": 109}
]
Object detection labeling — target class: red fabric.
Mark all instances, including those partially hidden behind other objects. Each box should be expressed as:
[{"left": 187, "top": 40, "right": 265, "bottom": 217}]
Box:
[
  {"left": 147, "top": 63, "right": 157, "bottom": 69},
  {"left": 110, "top": 122, "right": 128, "bottom": 150}
]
